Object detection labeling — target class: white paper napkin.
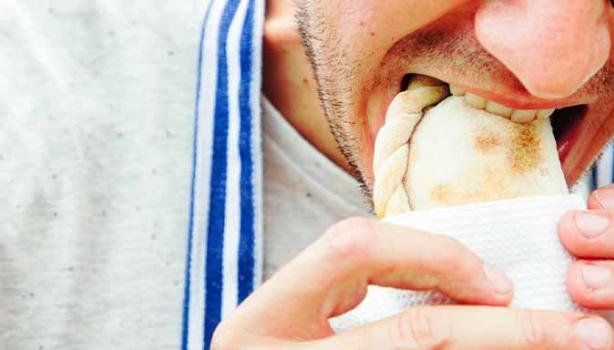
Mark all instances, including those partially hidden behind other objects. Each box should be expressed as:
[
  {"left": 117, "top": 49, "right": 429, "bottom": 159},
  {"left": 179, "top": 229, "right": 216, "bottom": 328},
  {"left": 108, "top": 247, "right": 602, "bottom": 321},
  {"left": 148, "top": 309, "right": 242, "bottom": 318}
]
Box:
[{"left": 331, "top": 194, "right": 613, "bottom": 332}]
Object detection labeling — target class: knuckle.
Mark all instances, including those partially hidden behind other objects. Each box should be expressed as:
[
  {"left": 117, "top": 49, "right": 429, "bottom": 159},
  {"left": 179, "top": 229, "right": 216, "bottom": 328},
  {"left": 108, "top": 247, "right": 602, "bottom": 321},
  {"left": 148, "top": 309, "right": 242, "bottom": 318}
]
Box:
[
  {"left": 557, "top": 212, "right": 576, "bottom": 241},
  {"left": 394, "top": 308, "right": 450, "bottom": 349},
  {"left": 321, "top": 217, "right": 375, "bottom": 264},
  {"left": 519, "top": 311, "right": 555, "bottom": 349},
  {"left": 591, "top": 185, "right": 614, "bottom": 209},
  {"left": 431, "top": 237, "right": 476, "bottom": 275},
  {"left": 436, "top": 240, "right": 466, "bottom": 267}
]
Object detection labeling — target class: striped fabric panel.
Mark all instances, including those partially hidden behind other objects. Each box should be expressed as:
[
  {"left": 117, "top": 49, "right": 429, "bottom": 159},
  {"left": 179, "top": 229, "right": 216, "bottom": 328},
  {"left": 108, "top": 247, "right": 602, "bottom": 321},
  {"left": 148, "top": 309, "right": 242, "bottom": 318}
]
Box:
[
  {"left": 592, "top": 143, "right": 614, "bottom": 190},
  {"left": 571, "top": 143, "right": 614, "bottom": 199},
  {"left": 238, "top": 0, "right": 264, "bottom": 305},
  {"left": 181, "top": 0, "right": 264, "bottom": 349}
]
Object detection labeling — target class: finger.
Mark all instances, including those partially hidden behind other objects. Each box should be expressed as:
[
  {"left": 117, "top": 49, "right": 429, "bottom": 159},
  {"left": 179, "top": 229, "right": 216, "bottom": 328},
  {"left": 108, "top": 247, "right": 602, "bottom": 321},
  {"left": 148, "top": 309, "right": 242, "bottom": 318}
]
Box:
[
  {"left": 559, "top": 210, "right": 614, "bottom": 258},
  {"left": 233, "top": 218, "right": 512, "bottom": 337},
  {"left": 589, "top": 184, "right": 614, "bottom": 210},
  {"left": 313, "top": 307, "right": 613, "bottom": 350},
  {"left": 286, "top": 218, "right": 513, "bottom": 311},
  {"left": 568, "top": 259, "right": 614, "bottom": 309}
]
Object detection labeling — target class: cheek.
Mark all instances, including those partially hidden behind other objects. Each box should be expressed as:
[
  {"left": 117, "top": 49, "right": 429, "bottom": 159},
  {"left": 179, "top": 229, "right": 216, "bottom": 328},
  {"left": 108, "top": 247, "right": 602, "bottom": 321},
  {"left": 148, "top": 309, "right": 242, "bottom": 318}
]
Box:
[
  {"left": 312, "top": 0, "right": 468, "bottom": 177},
  {"left": 331, "top": 0, "right": 468, "bottom": 62}
]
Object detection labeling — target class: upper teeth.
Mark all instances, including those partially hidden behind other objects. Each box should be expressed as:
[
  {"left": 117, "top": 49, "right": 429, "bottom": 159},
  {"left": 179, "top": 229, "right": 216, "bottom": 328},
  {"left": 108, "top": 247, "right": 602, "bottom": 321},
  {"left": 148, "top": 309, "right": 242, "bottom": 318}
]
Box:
[{"left": 450, "top": 85, "right": 556, "bottom": 123}]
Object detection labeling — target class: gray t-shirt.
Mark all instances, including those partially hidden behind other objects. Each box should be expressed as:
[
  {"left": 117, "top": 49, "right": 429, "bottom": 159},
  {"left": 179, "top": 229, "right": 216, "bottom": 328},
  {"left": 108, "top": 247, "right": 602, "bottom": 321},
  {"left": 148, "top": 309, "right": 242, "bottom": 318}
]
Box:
[
  {"left": 1, "top": 1, "right": 203, "bottom": 349},
  {"left": 262, "top": 98, "right": 370, "bottom": 279},
  {"left": 0, "top": 2, "right": 369, "bottom": 348}
]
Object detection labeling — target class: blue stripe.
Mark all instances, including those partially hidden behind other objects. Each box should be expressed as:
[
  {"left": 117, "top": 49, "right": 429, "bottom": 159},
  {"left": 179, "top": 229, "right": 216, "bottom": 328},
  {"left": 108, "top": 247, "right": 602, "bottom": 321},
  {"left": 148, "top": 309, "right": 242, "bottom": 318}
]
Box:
[
  {"left": 204, "top": 1, "right": 242, "bottom": 349},
  {"left": 592, "top": 165, "right": 598, "bottom": 191},
  {"left": 181, "top": 1, "right": 216, "bottom": 348},
  {"left": 611, "top": 146, "right": 614, "bottom": 185},
  {"left": 237, "top": 0, "right": 256, "bottom": 303}
]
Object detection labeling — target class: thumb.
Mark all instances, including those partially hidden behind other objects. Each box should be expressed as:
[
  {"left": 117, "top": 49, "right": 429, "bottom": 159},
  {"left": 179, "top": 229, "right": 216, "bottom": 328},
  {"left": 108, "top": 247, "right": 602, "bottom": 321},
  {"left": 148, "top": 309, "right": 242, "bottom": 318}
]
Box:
[{"left": 305, "top": 306, "right": 612, "bottom": 350}]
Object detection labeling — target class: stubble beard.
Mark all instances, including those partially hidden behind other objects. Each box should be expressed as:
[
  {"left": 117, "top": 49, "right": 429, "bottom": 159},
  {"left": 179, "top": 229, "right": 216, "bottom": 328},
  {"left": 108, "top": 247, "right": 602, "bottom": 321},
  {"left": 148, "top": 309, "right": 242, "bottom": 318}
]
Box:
[{"left": 294, "top": 1, "right": 372, "bottom": 200}]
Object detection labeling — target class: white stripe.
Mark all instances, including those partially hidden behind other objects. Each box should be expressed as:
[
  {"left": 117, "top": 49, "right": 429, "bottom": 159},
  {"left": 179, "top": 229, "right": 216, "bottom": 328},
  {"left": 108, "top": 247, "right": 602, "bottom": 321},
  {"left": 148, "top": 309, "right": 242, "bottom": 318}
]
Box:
[
  {"left": 188, "top": 0, "right": 227, "bottom": 348},
  {"left": 251, "top": 0, "right": 265, "bottom": 289},
  {"left": 597, "top": 143, "right": 614, "bottom": 188},
  {"left": 222, "top": 0, "right": 250, "bottom": 318},
  {"left": 571, "top": 172, "right": 592, "bottom": 200}
]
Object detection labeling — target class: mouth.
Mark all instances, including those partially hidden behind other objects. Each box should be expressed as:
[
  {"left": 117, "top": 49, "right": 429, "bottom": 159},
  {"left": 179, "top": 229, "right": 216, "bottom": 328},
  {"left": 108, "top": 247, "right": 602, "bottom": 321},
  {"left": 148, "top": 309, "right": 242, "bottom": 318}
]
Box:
[
  {"left": 397, "top": 73, "right": 589, "bottom": 180},
  {"left": 371, "top": 73, "right": 592, "bottom": 217}
]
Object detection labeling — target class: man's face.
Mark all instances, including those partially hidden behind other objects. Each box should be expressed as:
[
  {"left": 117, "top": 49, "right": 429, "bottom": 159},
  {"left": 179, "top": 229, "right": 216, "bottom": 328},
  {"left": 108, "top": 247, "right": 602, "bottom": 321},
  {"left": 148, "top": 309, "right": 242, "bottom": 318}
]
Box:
[{"left": 295, "top": 0, "right": 614, "bottom": 193}]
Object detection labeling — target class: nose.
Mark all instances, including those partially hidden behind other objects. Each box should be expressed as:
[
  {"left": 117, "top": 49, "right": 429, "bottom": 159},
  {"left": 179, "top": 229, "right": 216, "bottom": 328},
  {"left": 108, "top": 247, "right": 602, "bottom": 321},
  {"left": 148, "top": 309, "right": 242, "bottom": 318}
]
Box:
[{"left": 475, "top": 0, "right": 611, "bottom": 99}]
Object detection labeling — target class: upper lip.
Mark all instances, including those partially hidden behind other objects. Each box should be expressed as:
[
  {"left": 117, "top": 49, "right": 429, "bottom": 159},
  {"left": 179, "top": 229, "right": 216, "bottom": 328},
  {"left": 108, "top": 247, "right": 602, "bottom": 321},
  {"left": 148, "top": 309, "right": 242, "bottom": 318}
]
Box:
[
  {"left": 456, "top": 85, "right": 594, "bottom": 110},
  {"left": 402, "top": 71, "right": 595, "bottom": 111}
]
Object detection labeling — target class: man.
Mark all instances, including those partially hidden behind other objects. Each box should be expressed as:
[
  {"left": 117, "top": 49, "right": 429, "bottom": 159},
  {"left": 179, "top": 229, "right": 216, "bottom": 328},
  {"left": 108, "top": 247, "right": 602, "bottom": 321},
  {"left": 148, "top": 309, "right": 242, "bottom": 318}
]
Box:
[
  {"left": 212, "top": 0, "right": 614, "bottom": 349},
  {"left": 0, "top": 1, "right": 612, "bottom": 350}
]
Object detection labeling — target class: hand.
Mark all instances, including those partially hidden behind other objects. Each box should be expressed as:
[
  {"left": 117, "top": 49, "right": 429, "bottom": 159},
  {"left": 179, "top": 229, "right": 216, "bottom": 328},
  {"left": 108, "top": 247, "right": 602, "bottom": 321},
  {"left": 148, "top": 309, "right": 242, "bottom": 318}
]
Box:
[
  {"left": 213, "top": 218, "right": 612, "bottom": 349},
  {"left": 560, "top": 184, "right": 614, "bottom": 309}
]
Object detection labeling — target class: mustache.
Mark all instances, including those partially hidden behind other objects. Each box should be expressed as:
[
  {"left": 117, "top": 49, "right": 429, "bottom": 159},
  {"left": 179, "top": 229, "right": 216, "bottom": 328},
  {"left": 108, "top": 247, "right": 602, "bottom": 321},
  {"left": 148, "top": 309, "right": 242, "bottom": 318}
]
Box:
[{"left": 388, "top": 25, "right": 614, "bottom": 98}]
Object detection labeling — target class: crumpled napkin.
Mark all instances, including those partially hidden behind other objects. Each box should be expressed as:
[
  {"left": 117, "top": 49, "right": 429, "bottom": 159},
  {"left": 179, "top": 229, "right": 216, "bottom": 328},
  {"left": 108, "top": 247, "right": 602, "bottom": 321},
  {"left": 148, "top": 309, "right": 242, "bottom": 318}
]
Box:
[{"left": 331, "top": 194, "right": 613, "bottom": 332}]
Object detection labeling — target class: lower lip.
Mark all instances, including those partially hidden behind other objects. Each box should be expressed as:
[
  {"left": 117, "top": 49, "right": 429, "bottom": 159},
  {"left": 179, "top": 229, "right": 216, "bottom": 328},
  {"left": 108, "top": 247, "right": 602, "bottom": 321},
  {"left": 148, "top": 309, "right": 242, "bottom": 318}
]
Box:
[
  {"left": 553, "top": 105, "right": 588, "bottom": 167},
  {"left": 556, "top": 129, "right": 576, "bottom": 166}
]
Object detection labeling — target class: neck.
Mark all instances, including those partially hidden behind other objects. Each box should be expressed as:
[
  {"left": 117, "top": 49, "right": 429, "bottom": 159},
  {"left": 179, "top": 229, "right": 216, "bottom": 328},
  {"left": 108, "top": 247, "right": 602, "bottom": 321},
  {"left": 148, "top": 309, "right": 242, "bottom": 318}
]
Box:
[{"left": 263, "top": 0, "right": 351, "bottom": 172}]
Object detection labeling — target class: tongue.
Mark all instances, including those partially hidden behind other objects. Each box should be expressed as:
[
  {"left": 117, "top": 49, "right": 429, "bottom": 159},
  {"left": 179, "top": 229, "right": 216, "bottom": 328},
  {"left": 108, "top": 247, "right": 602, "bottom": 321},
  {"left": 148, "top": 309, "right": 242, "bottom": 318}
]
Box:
[{"left": 405, "top": 96, "right": 568, "bottom": 211}]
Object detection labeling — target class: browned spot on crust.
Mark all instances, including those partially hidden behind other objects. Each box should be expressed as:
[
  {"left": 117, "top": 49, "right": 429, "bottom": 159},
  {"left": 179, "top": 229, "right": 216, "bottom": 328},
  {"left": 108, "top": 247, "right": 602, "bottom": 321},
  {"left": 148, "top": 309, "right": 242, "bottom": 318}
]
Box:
[
  {"left": 429, "top": 167, "right": 517, "bottom": 207},
  {"left": 508, "top": 124, "right": 541, "bottom": 174},
  {"left": 474, "top": 133, "right": 502, "bottom": 153},
  {"left": 430, "top": 185, "right": 454, "bottom": 205}
]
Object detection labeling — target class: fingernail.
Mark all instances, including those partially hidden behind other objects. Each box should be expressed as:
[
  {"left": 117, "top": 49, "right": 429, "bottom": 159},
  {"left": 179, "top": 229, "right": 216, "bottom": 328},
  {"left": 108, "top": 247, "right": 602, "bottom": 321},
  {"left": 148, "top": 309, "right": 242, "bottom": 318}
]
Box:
[
  {"left": 575, "top": 213, "right": 609, "bottom": 239},
  {"left": 574, "top": 318, "right": 612, "bottom": 350},
  {"left": 582, "top": 264, "right": 612, "bottom": 289},
  {"left": 483, "top": 264, "right": 513, "bottom": 294}
]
